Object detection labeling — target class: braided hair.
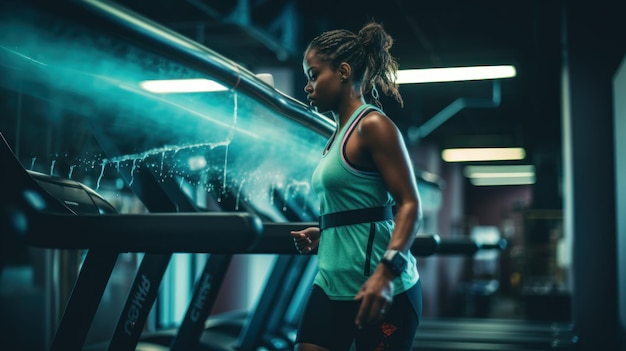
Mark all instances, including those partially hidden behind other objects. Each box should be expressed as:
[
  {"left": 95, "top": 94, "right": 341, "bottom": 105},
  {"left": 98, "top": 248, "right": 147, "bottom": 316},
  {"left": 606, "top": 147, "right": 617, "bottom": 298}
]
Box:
[{"left": 305, "top": 21, "right": 404, "bottom": 108}]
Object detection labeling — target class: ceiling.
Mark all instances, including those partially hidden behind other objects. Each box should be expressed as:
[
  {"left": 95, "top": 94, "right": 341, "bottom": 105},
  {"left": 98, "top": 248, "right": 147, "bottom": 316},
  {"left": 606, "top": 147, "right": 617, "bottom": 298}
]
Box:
[{"left": 111, "top": 0, "right": 565, "bottom": 160}]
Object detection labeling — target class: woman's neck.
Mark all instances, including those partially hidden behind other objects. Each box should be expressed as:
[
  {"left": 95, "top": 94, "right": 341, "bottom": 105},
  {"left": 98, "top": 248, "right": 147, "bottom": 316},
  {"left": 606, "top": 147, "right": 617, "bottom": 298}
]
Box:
[{"left": 335, "top": 95, "right": 366, "bottom": 129}]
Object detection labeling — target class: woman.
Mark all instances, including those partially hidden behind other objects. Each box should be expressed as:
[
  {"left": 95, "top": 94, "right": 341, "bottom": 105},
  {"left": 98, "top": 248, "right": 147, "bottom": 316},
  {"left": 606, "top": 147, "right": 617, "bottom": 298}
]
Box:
[{"left": 291, "top": 21, "right": 423, "bottom": 351}]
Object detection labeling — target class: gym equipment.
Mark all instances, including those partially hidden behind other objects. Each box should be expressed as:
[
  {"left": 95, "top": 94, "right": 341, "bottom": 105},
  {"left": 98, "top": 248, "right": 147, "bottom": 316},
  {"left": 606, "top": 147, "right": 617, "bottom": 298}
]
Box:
[
  {"left": 413, "top": 317, "right": 577, "bottom": 351},
  {"left": 0, "top": 132, "right": 265, "bottom": 351}
]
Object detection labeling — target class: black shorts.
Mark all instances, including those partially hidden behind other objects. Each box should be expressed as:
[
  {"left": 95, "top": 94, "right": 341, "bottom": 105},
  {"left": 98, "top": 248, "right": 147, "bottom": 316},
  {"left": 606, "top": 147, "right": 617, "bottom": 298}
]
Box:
[{"left": 295, "top": 280, "right": 422, "bottom": 351}]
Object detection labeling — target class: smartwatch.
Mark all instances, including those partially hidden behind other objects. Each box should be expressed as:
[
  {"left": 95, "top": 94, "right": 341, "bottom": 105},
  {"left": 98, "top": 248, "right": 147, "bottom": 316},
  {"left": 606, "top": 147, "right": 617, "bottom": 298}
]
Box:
[{"left": 380, "top": 249, "right": 407, "bottom": 276}]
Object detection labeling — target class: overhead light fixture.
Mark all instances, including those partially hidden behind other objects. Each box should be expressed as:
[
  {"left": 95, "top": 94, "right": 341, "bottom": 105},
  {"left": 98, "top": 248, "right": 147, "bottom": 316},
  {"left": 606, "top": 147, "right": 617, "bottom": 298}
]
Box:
[
  {"left": 397, "top": 65, "right": 516, "bottom": 84},
  {"left": 140, "top": 78, "right": 228, "bottom": 93},
  {"left": 464, "top": 165, "right": 536, "bottom": 186},
  {"left": 442, "top": 147, "right": 526, "bottom": 162}
]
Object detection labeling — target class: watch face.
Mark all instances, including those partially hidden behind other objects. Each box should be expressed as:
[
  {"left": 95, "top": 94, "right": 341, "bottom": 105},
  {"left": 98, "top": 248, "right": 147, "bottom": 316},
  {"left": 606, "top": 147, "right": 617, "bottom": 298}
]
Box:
[
  {"left": 392, "top": 253, "right": 407, "bottom": 270},
  {"left": 383, "top": 250, "right": 407, "bottom": 275}
]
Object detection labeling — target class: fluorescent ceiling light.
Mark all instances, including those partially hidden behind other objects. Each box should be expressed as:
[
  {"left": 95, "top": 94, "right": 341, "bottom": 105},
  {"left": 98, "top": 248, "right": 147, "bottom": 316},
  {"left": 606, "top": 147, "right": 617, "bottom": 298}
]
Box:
[
  {"left": 397, "top": 65, "right": 516, "bottom": 84},
  {"left": 469, "top": 176, "right": 535, "bottom": 186},
  {"left": 442, "top": 147, "right": 526, "bottom": 162},
  {"left": 140, "top": 78, "right": 228, "bottom": 93},
  {"left": 464, "top": 165, "right": 535, "bottom": 186},
  {"left": 464, "top": 165, "right": 535, "bottom": 178}
]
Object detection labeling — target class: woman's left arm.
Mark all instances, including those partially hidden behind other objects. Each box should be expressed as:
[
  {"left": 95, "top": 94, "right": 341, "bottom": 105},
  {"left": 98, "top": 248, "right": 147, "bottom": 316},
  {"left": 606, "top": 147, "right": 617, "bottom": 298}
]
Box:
[
  {"left": 353, "top": 111, "right": 423, "bottom": 327},
  {"left": 360, "top": 112, "right": 423, "bottom": 252}
]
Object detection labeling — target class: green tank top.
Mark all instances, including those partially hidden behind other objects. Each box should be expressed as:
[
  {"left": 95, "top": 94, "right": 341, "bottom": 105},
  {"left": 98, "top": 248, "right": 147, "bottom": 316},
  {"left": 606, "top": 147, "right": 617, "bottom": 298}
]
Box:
[{"left": 311, "top": 104, "right": 419, "bottom": 300}]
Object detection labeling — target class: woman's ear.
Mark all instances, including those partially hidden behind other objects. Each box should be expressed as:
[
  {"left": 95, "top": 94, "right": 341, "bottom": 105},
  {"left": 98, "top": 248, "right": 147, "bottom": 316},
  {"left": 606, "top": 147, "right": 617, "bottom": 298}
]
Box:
[{"left": 338, "top": 62, "right": 351, "bottom": 81}]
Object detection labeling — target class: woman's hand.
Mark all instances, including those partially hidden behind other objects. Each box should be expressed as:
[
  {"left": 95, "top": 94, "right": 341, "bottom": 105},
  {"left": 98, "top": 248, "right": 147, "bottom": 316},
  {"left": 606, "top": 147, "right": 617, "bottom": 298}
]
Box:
[
  {"left": 290, "top": 227, "right": 321, "bottom": 254},
  {"left": 354, "top": 266, "right": 394, "bottom": 328}
]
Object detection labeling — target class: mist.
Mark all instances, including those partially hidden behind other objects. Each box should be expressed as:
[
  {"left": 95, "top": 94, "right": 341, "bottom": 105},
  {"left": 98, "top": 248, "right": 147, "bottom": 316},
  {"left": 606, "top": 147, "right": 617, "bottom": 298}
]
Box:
[{"left": 0, "top": 6, "right": 326, "bottom": 215}]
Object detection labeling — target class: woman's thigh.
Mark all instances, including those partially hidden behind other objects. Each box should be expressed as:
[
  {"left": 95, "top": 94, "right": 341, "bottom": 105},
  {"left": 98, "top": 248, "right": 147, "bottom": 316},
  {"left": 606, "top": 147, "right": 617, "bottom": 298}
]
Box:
[
  {"left": 354, "top": 281, "right": 422, "bottom": 351},
  {"left": 295, "top": 285, "right": 359, "bottom": 351}
]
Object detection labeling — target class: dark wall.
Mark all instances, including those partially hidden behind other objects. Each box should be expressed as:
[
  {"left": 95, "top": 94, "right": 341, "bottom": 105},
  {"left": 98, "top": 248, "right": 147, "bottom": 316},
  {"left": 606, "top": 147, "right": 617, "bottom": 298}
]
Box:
[{"left": 565, "top": 1, "right": 625, "bottom": 349}]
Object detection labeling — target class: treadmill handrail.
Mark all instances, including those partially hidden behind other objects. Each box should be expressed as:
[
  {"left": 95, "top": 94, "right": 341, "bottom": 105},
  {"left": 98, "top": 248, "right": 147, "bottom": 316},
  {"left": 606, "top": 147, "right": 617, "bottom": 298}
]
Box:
[
  {"left": 252, "top": 225, "right": 506, "bottom": 256},
  {"left": 2, "top": 131, "right": 264, "bottom": 254},
  {"left": 254, "top": 223, "right": 442, "bottom": 256},
  {"left": 16, "top": 211, "right": 263, "bottom": 253}
]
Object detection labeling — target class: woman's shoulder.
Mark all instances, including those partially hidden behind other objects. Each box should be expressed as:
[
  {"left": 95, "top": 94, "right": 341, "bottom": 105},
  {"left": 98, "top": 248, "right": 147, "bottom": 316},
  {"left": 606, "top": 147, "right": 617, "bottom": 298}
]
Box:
[
  {"left": 359, "top": 106, "right": 394, "bottom": 129},
  {"left": 357, "top": 106, "right": 402, "bottom": 143}
]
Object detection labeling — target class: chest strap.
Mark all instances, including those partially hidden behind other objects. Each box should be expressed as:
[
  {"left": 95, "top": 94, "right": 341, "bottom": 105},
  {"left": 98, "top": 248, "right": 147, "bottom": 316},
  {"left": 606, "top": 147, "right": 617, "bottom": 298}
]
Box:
[{"left": 319, "top": 206, "right": 394, "bottom": 231}]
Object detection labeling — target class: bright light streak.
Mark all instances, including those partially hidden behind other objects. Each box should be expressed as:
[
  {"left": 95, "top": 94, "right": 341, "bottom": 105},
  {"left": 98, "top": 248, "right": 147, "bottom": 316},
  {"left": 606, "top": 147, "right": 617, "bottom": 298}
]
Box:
[
  {"left": 442, "top": 147, "right": 526, "bottom": 162},
  {"left": 140, "top": 78, "right": 228, "bottom": 93},
  {"left": 464, "top": 165, "right": 536, "bottom": 186},
  {"left": 397, "top": 65, "right": 516, "bottom": 84},
  {"left": 464, "top": 165, "right": 535, "bottom": 178},
  {"left": 470, "top": 176, "right": 535, "bottom": 186}
]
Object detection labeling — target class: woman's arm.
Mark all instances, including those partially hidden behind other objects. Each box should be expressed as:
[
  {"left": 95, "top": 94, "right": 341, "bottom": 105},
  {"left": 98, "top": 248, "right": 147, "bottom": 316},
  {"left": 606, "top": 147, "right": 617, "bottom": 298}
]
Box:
[
  {"left": 354, "top": 111, "right": 423, "bottom": 252},
  {"left": 351, "top": 111, "right": 423, "bottom": 327}
]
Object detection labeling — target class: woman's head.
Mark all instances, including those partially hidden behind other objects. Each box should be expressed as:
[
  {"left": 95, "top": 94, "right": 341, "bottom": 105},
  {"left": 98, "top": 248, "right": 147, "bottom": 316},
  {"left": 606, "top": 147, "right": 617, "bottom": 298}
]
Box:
[{"left": 303, "top": 21, "right": 403, "bottom": 112}]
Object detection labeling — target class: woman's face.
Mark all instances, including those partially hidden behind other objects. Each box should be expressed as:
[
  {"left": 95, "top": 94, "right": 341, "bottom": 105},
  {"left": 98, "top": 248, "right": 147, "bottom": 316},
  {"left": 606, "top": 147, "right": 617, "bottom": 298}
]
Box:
[{"left": 302, "top": 49, "right": 342, "bottom": 114}]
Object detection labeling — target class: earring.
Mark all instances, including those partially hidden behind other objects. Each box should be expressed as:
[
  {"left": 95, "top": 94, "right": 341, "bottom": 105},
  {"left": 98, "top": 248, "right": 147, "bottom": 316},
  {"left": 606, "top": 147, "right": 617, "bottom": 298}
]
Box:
[{"left": 371, "top": 85, "right": 379, "bottom": 100}]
